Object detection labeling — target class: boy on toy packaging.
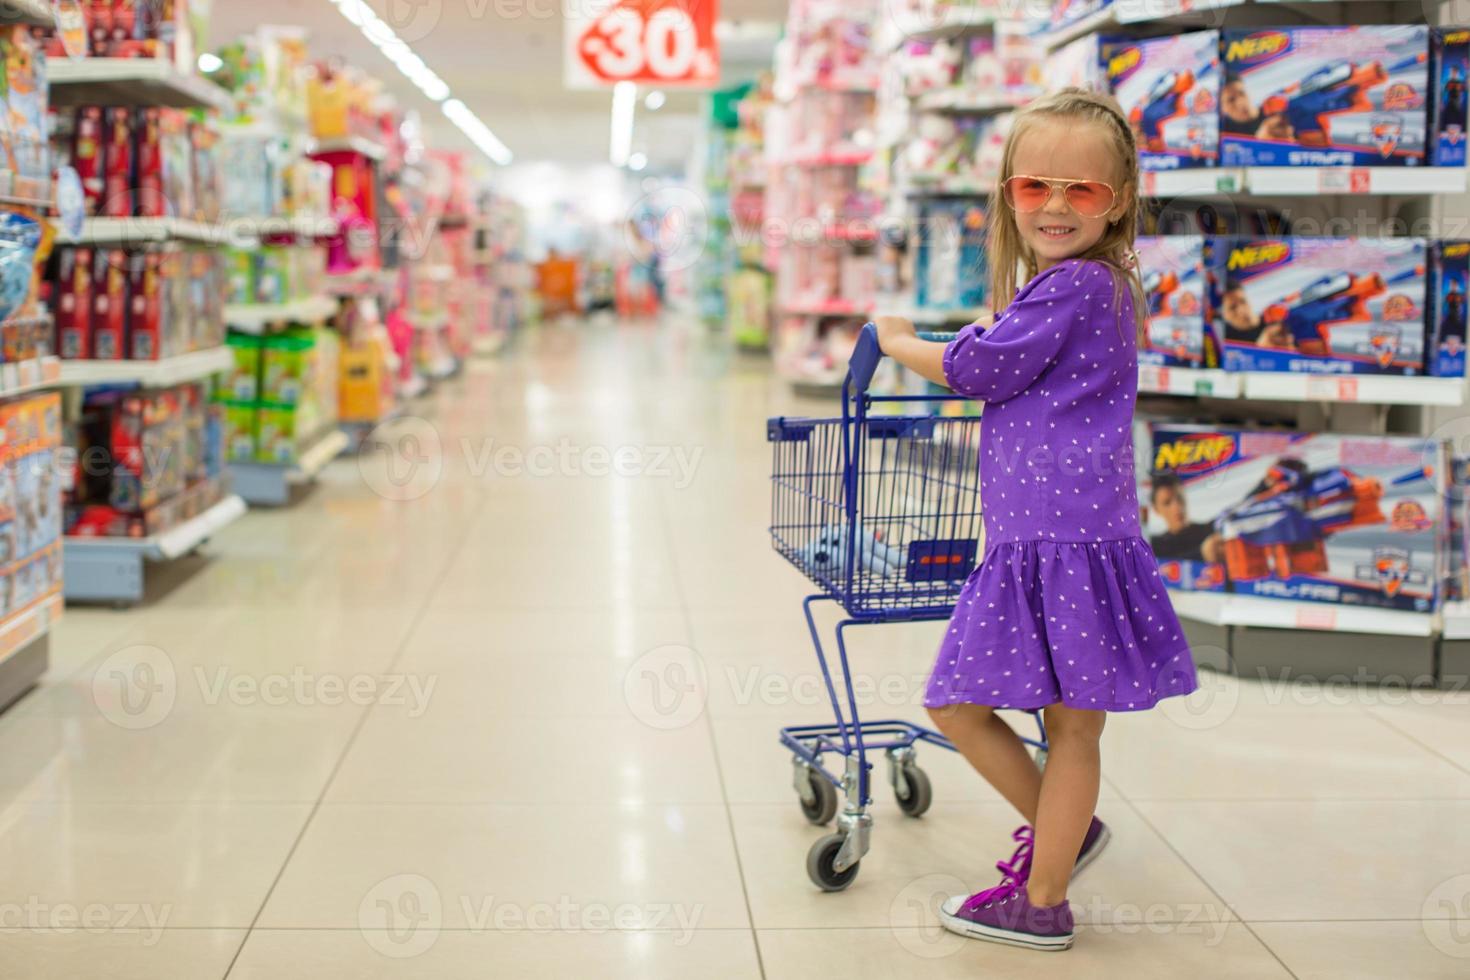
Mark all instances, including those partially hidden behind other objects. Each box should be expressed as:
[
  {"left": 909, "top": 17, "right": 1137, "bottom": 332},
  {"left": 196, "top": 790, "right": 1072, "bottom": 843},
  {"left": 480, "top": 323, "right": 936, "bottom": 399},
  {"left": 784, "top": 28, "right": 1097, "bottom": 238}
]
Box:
[{"left": 1221, "top": 26, "right": 1431, "bottom": 166}]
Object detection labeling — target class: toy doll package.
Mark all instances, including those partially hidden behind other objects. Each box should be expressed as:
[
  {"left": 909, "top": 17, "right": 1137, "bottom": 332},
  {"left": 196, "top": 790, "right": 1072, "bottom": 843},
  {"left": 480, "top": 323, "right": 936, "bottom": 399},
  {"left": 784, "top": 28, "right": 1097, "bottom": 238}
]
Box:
[
  {"left": 1206, "top": 236, "right": 1427, "bottom": 375},
  {"left": 1147, "top": 426, "right": 1446, "bottom": 612},
  {"left": 1220, "top": 26, "right": 1431, "bottom": 166},
  {"left": 1106, "top": 31, "right": 1220, "bottom": 171}
]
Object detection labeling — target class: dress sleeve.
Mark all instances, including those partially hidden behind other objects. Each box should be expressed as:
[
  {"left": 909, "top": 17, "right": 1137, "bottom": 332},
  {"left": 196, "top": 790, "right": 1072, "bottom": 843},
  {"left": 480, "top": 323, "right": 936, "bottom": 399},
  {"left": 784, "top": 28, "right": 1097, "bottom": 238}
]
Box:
[{"left": 942, "top": 263, "right": 1102, "bottom": 403}]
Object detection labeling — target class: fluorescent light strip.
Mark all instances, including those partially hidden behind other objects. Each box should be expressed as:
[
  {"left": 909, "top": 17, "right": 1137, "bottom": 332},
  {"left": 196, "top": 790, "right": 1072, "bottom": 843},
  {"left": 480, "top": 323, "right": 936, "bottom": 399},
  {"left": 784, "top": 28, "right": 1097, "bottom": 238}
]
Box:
[
  {"left": 609, "top": 81, "right": 635, "bottom": 167},
  {"left": 325, "top": 0, "right": 509, "bottom": 163}
]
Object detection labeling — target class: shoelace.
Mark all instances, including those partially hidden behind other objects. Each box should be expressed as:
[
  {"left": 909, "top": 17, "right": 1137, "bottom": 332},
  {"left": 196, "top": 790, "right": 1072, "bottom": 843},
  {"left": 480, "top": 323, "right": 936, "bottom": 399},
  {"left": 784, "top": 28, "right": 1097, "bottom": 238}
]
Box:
[{"left": 961, "top": 825, "right": 1034, "bottom": 913}]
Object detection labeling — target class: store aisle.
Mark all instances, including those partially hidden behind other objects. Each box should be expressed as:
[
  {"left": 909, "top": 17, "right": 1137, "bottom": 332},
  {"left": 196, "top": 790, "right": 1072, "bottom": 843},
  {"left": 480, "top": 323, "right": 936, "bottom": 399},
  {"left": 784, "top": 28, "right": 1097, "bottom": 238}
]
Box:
[{"left": 1, "top": 317, "right": 1468, "bottom": 978}]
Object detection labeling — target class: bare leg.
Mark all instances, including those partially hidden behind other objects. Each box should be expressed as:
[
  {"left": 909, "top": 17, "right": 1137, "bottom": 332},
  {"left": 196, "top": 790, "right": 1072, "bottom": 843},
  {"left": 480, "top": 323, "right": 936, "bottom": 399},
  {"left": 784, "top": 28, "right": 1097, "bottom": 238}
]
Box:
[
  {"left": 1026, "top": 703, "right": 1106, "bottom": 907},
  {"left": 927, "top": 703, "right": 1043, "bottom": 824}
]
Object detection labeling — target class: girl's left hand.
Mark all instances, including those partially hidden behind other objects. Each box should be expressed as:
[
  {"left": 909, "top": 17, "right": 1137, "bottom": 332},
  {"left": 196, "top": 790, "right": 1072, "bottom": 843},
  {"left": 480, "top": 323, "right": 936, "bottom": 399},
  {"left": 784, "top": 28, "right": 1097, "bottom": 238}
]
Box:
[{"left": 875, "top": 315, "right": 916, "bottom": 354}]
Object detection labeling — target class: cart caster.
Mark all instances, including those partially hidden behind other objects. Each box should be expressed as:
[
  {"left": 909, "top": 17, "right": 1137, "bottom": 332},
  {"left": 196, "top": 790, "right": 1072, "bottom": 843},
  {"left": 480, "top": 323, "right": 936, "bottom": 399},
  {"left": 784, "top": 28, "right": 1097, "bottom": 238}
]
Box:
[
  {"left": 798, "top": 769, "right": 839, "bottom": 825},
  {"left": 806, "top": 833, "right": 860, "bottom": 892},
  {"left": 893, "top": 763, "right": 933, "bottom": 818},
  {"left": 1034, "top": 746, "right": 1048, "bottom": 772}
]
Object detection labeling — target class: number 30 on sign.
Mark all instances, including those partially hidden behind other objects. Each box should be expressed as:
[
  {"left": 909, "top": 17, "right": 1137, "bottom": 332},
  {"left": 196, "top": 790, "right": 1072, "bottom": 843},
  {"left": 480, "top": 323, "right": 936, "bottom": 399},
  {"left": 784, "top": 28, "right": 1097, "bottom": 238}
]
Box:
[{"left": 565, "top": 0, "right": 720, "bottom": 88}]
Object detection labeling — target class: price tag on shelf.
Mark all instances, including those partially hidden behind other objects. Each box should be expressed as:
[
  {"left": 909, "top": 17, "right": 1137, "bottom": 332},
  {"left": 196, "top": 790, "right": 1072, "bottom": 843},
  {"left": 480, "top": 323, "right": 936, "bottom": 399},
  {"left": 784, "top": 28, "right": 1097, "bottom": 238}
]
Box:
[
  {"left": 565, "top": 0, "right": 719, "bottom": 89},
  {"left": 1138, "top": 365, "right": 1169, "bottom": 392},
  {"left": 1305, "top": 376, "right": 1359, "bottom": 402},
  {"left": 1142, "top": 172, "right": 1157, "bottom": 197},
  {"left": 1294, "top": 605, "right": 1338, "bottom": 631},
  {"left": 1317, "top": 168, "right": 1371, "bottom": 194}
]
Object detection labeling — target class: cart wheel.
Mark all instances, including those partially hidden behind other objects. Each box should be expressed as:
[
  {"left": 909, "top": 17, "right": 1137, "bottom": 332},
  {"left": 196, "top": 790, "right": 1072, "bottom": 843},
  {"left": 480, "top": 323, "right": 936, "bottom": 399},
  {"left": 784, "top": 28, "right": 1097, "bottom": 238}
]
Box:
[
  {"left": 799, "top": 771, "right": 839, "bottom": 825},
  {"left": 1033, "top": 746, "right": 1048, "bottom": 772},
  {"left": 807, "top": 833, "right": 860, "bottom": 892},
  {"left": 894, "top": 764, "right": 933, "bottom": 818}
]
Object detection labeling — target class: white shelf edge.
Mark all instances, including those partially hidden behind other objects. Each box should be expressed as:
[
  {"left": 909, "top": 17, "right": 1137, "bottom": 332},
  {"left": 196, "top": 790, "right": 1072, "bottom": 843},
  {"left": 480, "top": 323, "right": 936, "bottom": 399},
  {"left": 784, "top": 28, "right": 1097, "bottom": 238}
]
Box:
[
  {"left": 290, "top": 429, "right": 350, "bottom": 483},
  {"left": 65, "top": 494, "right": 247, "bottom": 562},
  {"left": 1138, "top": 366, "right": 1243, "bottom": 398},
  {"left": 58, "top": 347, "right": 234, "bottom": 387},
  {"left": 1442, "top": 601, "right": 1470, "bottom": 641},
  {"left": 0, "top": 594, "right": 61, "bottom": 670},
  {"left": 309, "top": 136, "right": 388, "bottom": 162},
  {"left": 225, "top": 296, "right": 338, "bottom": 333},
  {"left": 1241, "top": 373, "right": 1465, "bottom": 407},
  {"left": 1243, "top": 166, "right": 1467, "bottom": 196},
  {"left": 0, "top": 0, "right": 55, "bottom": 27},
  {"left": 1170, "top": 591, "right": 1435, "bottom": 637},
  {"left": 46, "top": 57, "right": 233, "bottom": 113},
  {"left": 59, "top": 217, "right": 231, "bottom": 247}
]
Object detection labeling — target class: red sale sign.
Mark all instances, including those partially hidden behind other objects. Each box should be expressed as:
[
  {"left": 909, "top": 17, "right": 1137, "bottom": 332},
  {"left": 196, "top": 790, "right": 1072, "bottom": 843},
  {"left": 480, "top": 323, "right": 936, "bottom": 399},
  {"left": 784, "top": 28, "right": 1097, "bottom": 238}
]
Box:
[{"left": 564, "top": 0, "right": 720, "bottom": 89}]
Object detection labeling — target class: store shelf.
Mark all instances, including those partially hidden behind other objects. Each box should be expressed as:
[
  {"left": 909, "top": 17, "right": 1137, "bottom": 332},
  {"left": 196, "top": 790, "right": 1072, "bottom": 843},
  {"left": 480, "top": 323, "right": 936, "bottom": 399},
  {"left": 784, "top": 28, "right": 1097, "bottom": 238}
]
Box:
[
  {"left": 64, "top": 495, "right": 247, "bottom": 603},
  {"left": 905, "top": 175, "right": 990, "bottom": 196},
  {"left": 0, "top": 595, "right": 59, "bottom": 669},
  {"left": 308, "top": 135, "right": 388, "bottom": 161},
  {"left": 324, "top": 268, "right": 393, "bottom": 297},
  {"left": 225, "top": 213, "right": 339, "bottom": 243},
  {"left": 58, "top": 347, "right": 234, "bottom": 388},
  {"left": 1138, "top": 365, "right": 1242, "bottom": 398},
  {"left": 59, "top": 217, "right": 231, "bottom": 247},
  {"left": 887, "top": 6, "right": 996, "bottom": 46},
  {"left": 1441, "top": 601, "right": 1470, "bottom": 641},
  {"left": 914, "top": 89, "right": 1025, "bottom": 114},
  {"left": 1243, "top": 167, "right": 1467, "bottom": 196},
  {"left": 781, "top": 300, "right": 874, "bottom": 317},
  {"left": 877, "top": 304, "right": 987, "bottom": 326},
  {"left": 784, "top": 150, "right": 874, "bottom": 168},
  {"left": 1140, "top": 169, "right": 1243, "bottom": 198},
  {"left": 0, "top": 353, "right": 60, "bottom": 398},
  {"left": 1240, "top": 372, "right": 1465, "bottom": 407},
  {"left": 229, "top": 430, "right": 349, "bottom": 506},
  {"left": 0, "top": 0, "right": 55, "bottom": 26},
  {"left": 1169, "top": 590, "right": 1435, "bottom": 638},
  {"left": 225, "top": 296, "right": 339, "bottom": 334},
  {"left": 47, "top": 58, "right": 233, "bottom": 113}
]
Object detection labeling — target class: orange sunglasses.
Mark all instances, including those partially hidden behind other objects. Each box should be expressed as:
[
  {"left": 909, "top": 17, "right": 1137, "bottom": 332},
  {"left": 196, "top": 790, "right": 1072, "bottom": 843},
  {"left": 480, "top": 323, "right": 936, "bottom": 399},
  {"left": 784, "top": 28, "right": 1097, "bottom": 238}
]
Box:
[{"left": 1002, "top": 175, "right": 1118, "bottom": 219}]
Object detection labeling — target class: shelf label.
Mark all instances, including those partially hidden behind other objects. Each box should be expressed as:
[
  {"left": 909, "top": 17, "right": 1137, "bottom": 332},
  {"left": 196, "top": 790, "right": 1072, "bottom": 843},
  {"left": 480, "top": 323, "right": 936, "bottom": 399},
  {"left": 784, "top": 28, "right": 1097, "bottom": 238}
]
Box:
[
  {"left": 1294, "top": 605, "right": 1338, "bottom": 631},
  {"left": 566, "top": 0, "right": 718, "bottom": 89},
  {"left": 1317, "top": 168, "right": 1371, "bottom": 194},
  {"left": 1305, "top": 376, "right": 1359, "bottom": 402},
  {"left": 1139, "top": 365, "right": 1169, "bottom": 392},
  {"left": 1142, "top": 172, "right": 1157, "bottom": 197}
]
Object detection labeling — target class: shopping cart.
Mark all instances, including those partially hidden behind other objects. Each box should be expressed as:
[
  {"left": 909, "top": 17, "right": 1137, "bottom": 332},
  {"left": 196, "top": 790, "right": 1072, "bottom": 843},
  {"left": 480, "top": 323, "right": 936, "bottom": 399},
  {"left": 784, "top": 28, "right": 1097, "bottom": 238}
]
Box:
[{"left": 768, "top": 323, "right": 1048, "bottom": 892}]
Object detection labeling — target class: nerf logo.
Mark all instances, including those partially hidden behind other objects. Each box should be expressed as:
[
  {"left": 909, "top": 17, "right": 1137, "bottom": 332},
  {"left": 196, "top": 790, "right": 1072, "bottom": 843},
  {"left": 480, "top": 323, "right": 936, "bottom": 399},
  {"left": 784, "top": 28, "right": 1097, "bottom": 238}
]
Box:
[
  {"left": 1228, "top": 242, "right": 1290, "bottom": 271},
  {"left": 1107, "top": 47, "right": 1141, "bottom": 80},
  {"left": 1154, "top": 435, "right": 1235, "bottom": 473},
  {"left": 1226, "top": 32, "right": 1290, "bottom": 64},
  {"left": 1445, "top": 243, "right": 1470, "bottom": 259},
  {"left": 1444, "top": 30, "right": 1470, "bottom": 44}
]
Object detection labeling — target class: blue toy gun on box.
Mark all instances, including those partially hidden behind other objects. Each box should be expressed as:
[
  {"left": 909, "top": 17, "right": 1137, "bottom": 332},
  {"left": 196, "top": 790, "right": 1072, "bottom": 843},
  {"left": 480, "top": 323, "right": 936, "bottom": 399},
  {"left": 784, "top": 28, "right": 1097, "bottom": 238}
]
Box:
[
  {"left": 1221, "top": 26, "right": 1430, "bottom": 167},
  {"left": 1432, "top": 27, "right": 1469, "bottom": 166},
  {"left": 1430, "top": 241, "right": 1468, "bottom": 378},
  {"left": 1137, "top": 235, "right": 1212, "bottom": 368},
  {"left": 1206, "top": 236, "right": 1427, "bottom": 375},
  {"left": 1105, "top": 31, "right": 1219, "bottom": 171}
]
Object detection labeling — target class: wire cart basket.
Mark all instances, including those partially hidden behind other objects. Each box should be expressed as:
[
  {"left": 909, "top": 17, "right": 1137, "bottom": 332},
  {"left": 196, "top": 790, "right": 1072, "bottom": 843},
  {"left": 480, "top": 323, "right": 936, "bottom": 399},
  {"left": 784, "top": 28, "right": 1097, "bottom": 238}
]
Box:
[{"left": 768, "top": 323, "right": 1048, "bottom": 892}]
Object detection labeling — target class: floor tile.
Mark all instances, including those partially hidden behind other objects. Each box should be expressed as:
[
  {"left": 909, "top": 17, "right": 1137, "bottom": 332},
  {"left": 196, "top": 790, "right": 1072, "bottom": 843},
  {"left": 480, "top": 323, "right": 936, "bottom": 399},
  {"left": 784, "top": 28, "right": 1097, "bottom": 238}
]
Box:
[{"left": 0, "top": 930, "right": 243, "bottom": 980}]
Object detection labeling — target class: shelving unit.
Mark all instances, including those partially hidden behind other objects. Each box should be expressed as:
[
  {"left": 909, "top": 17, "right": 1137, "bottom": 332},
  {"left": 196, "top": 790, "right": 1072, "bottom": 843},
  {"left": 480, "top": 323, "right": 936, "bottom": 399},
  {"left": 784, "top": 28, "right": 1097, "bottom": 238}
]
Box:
[
  {"left": 0, "top": 0, "right": 55, "bottom": 26},
  {"left": 229, "top": 430, "right": 349, "bottom": 507},
  {"left": 58, "top": 216, "right": 232, "bottom": 247},
  {"left": 224, "top": 296, "right": 339, "bottom": 335},
  {"left": 47, "top": 57, "right": 233, "bottom": 112},
  {"left": 57, "top": 347, "right": 234, "bottom": 387},
  {"left": 64, "top": 496, "right": 247, "bottom": 605},
  {"left": 308, "top": 135, "right": 387, "bottom": 161}
]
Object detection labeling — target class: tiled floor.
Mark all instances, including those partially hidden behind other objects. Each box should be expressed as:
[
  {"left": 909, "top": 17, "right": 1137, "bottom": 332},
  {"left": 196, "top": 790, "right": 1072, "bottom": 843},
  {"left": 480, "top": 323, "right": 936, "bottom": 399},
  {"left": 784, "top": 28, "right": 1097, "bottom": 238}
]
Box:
[{"left": 2, "top": 317, "right": 1469, "bottom": 977}]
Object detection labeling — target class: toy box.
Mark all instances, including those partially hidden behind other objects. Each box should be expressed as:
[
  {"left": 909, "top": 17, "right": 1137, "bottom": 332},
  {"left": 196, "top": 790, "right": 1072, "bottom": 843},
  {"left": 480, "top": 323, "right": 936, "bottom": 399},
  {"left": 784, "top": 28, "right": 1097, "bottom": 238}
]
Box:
[
  {"left": 1106, "top": 32, "right": 1220, "bottom": 171},
  {"left": 1432, "top": 28, "right": 1469, "bottom": 167},
  {"left": 260, "top": 330, "right": 313, "bottom": 406},
  {"left": 90, "top": 249, "right": 127, "bottom": 361},
  {"left": 108, "top": 388, "right": 184, "bottom": 511},
  {"left": 1429, "top": 240, "right": 1468, "bottom": 378},
  {"left": 1146, "top": 426, "right": 1447, "bottom": 612},
  {"left": 256, "top": 402, "right": 308, "bottom": 464},
  {"left": 1206, "top": 236, "right": 1427, "bottom": 375},
  {"left": 1220, "top": 26, "right": 1431, "bottom": 167},
  {"left": 1137, "top": 236, "right": 1212, "bottom": 368},
  {"left": 219, "top": 400, "right": 256, "bottom": 463},
  {"left": 225, "top": 334, "right": 262, "bottom": 401},
  {"left": 55, "top": 247, "right": 92, "bottom": 359},
  {"left": 102, "top": 107, "right": 134, "bottom": 218},
  {"left": 915, "top": 199, "right": 987, "bottom": 311}
]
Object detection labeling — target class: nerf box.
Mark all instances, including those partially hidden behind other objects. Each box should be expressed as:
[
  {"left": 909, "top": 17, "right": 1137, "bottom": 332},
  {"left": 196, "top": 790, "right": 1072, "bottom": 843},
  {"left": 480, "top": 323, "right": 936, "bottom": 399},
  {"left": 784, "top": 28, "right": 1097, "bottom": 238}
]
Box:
[
  {"left": 1105, "top": 31, "right": 1220, "bottom": 171},
  {"left": 1206, "top": 236, "right": 1427, "bottom": 375},
  {"left": 1146, "top": 426, "right": 1447, "bottom": 612},
  {"left": 1432, "top": 28, "right": 1469, "bottom": 167},
  {"left": 1137, "top": 236, "right": 1211, "bottom": 368},
  {"left": 1221, "top": 26, "right": 1431, "bottom": 167},
  {"left": 1430, "top": 241, "right": 1468, "bottom": 378}
]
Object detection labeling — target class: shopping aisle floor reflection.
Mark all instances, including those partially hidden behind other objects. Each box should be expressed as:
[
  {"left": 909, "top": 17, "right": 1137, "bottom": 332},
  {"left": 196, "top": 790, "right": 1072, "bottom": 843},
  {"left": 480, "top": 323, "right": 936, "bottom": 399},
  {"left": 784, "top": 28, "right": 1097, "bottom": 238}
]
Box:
[{"left": 1, "top": 317, "right": 1468, "bottom": 979}]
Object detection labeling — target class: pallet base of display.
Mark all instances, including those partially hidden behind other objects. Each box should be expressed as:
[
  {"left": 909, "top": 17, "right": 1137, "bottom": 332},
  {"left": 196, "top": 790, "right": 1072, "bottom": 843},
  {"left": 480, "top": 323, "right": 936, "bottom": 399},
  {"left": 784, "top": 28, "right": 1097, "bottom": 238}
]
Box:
[
  {"left": 47, "top": 58, "right": 233, "bottom": 113},
  {"left": 58, "top": 347, "right": 234, "bottom": 388},
  {"left": 59, "top": 217, "right": 232, "bottom": 247},
  {"left": 63, "top": 495, "right": 247, "bottom": 605},
  {"left": 225, "top": 296, "right": 338, "bottom": 335},
  {"left": 229, "top": 430, "right": 349, "bottom": 507},
  {"left": 1230, "top": 624, "right": 1436, "bottom": 688},
  {"left": 0, "top": 595, "right": 60, "bottom": 714}
]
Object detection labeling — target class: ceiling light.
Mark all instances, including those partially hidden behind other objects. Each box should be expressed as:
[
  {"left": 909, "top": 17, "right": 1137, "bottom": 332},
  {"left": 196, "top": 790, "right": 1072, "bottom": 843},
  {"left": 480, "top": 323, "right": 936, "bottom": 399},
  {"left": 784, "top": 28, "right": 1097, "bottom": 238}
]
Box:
[
  {"left": 609, "top": 81, "right": 636, "bottom": 168},
  {"left": 323, "top": 0, "right": 509, "bottom": 164},
  {"left": 198, "top": 52, "right": 223, "bottom": 73},
  {"left": 628, "top": 151, "right": 648, "bottom": 171},
  {"left": 644, "top": 90, "right": 665, "bottom": 111}
]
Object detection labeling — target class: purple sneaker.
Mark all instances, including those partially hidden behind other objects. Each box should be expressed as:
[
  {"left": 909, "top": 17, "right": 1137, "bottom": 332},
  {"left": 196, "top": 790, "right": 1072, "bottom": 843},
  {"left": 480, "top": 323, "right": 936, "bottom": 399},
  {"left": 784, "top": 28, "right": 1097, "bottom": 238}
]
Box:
[
  {"left": 938, "top": 877, "right": 1075, "bottom": 951},
  {"left": 1073, "top": 817, "right": 1110, "bottom": 878}
]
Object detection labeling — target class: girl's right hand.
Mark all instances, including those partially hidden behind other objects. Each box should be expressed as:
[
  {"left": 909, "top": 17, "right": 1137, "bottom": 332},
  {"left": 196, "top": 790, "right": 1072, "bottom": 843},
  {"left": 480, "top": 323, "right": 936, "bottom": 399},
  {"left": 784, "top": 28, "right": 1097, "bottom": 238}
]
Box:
[{"left": 874, "top": 315, "right": 916, "bottom": 354}]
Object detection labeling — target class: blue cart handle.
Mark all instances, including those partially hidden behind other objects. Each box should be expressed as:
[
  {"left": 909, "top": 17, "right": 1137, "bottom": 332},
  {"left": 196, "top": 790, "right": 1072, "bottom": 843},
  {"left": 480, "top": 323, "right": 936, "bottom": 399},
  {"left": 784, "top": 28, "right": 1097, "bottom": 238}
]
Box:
[{"left": 848, "top": 322, "right": 955, "bottom": 395}]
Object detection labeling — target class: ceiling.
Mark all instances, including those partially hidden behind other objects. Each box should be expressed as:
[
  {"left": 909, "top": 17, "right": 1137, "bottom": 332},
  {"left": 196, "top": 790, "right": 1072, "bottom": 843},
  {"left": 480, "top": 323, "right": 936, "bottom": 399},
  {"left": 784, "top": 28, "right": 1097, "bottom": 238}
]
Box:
[{"left": 210, "top": 0, "right": 784, "bottom": 171}]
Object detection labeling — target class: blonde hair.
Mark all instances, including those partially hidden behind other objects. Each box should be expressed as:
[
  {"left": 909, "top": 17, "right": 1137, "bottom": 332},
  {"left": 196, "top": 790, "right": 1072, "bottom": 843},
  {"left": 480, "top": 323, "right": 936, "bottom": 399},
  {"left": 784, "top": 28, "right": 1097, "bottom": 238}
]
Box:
[{"left": 989, "top": 88, "right": 1145, "bottom": 334}]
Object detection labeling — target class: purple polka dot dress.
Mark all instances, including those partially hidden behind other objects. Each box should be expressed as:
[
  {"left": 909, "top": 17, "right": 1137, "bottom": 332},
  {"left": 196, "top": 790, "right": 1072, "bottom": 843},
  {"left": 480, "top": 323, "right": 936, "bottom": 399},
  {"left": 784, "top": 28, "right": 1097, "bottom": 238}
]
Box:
[{"left": 924, "top": 259, "right": 1197, "bottom": 713}]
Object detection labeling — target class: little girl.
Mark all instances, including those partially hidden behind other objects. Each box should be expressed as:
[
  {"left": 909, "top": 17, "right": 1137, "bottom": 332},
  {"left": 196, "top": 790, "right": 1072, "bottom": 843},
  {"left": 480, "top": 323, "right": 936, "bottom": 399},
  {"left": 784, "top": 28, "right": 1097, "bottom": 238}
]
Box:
[{"left": 876, "top": 88, "right": 1197, "bottom": 952}]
